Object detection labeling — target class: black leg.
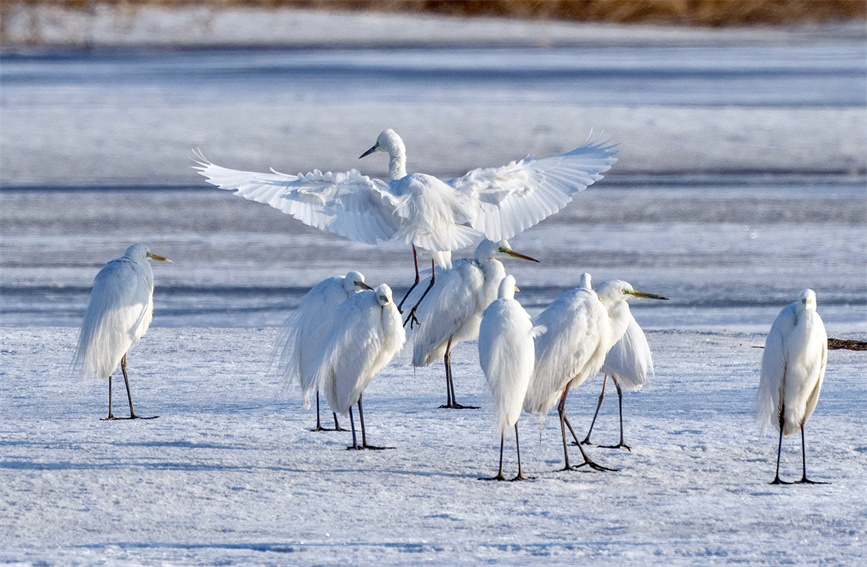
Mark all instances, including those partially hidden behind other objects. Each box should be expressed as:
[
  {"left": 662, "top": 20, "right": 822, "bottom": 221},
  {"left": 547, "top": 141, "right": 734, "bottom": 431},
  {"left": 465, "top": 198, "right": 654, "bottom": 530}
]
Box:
[
  {"left": 511, "top": 423, "right": 534, "bottom": 481},
  {"left": 439, "top": 337, "right": 478, "bottom": 410},
  {"left": 116, "top": 354, "right": 157, "bottom": 420},
  {"left": 357, "top": 395, "right": 394, "bottom": 450},
  {"left": 397, "top": 246, "right": 421, "bottom": 312},
  {"left": 557, "top": 385, "right": 573, "bottom": 471},
  {"left": 347, "top": 407, "right": 360, "bottom": 450},
  {"left": 403, "top": 259, "right": 436, "bottom": 328},
  {"left": 771, "top": 403, "right": 788, "bottom": 484},
  {"left": 581, "top": 375, "right": 607, "bottom": 445},
  {"left": 564, "top": 415, "right": 582, "bottom": 445},
  {"left": 599, "top": 379, "right": 631, "bottom": 451},
  {"left": 311, "top": 391, "right": 347, "bottom": 432},
  {"left": 332, "top": 412, "right": 347, "bottom": 432},
  {"left": 103, "top": 374, "right": 116, "bottom": 420},
  {"left": 795, "top": 425, "right": 828, "bottom": 485},
  {"left": 480, "top": 432, "right": 507, "bottom": 481}
]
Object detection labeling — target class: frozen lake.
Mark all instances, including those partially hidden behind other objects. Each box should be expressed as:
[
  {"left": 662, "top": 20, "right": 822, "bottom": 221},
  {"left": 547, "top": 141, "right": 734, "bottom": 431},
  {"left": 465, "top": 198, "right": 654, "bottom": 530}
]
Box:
[{"left": 1, "top": 15, "right": 866, "bottom": 565}]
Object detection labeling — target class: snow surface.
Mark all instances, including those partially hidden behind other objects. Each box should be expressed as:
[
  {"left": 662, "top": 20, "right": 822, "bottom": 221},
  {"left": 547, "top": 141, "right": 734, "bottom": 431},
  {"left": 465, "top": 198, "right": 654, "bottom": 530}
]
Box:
[
  {"left": 1, "top": 326, "right": 865, "bottom": 564},
  {"left": 1, "top": 7, "right": 866, "bottom": 565}
]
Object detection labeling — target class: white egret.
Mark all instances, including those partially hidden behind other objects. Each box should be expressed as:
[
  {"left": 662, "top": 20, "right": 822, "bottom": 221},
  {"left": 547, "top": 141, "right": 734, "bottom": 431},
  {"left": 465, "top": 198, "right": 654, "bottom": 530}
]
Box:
[
  {"left": 275, "top": 271, "right": 372, "bottom": 431},
  {"left": 315, "top": 283, "right": 406, "bottom": 450},
  {"left": 72, "top": 243, "right": 172, "bottom": 420},
  {"left": 478, "top": 275, "right": 545, "bottom": 481},
  {"left": 757, "top": 289, "right": 828, "bottom": 485},
  {"left": 524, "top": 274, "right": 666, "bottom": 471},
  {"left": 580, "top": 314, "right": 653, "bottom": 451},
  {"left": 410, "top": 239, "right": 538, "bottom": 409},
  {"left": 194, "top": 129, "right": 616, "bottom": 315}
]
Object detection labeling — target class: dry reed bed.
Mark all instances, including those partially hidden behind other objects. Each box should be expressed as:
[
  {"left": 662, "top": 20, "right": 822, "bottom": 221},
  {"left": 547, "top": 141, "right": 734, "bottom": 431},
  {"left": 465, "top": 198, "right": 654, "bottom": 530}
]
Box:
[{"left": 2, "top": 0, "right": 865, "bottom": 26}]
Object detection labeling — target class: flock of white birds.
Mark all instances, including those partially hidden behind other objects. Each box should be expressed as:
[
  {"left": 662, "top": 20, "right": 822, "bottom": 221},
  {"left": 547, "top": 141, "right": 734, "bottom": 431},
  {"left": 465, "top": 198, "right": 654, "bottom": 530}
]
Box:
[{"left": 73, "top": 130, "right": 830, "bottom": 483}]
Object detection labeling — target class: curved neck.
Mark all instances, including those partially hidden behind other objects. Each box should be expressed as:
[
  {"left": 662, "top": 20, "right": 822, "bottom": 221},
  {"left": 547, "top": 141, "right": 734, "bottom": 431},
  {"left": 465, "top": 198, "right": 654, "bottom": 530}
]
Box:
[{"left": 388, "top": 147, "right": 407, "bottom": 181}]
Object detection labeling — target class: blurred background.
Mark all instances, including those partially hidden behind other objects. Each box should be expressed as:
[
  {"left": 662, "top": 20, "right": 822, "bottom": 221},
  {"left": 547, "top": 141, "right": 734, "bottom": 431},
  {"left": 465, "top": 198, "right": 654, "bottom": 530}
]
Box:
[{"left": 1, "top": 0, "right": 865, "bottom": 332}]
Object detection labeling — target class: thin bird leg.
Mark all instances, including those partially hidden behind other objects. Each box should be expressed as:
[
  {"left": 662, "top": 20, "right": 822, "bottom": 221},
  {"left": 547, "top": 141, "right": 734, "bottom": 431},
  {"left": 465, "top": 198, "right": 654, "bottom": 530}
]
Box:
[
  {"left": 347, "top": 407, "right": 361, "bottom": 450},
  {"left": 564, "top": 415, "right": 582, "bottom": 445},
  {"left": 121, "top": 354, "right": 137, "bottom": 418},
  {"left": 358, "top": 394, "right": 394, "bottom": 450},
  {"left": 439, "top": 337, "right": 479, "bottom": 409},
  {"left": 580, "top": 374, "right": 608, "bottom": 445},
  {"left": 795, "top": 425, "right": 828, "bottom": 485},
  {"left": 599, "top": 380, "right": 631, "bottom": 451},
  {"left": 311, "top": 391, "right": 347, "bottom": 432},
  {"left": 105, "top": 375, "right": 116, "bottom": 420},
  {"left": 557, "top": 384, "right": 574, "bottom": 471},
  {"left": 559, "top": 385, "right": 617, "bottom": 472},
  {"left": 403, "top": 259, "right": 436, "bottom": 328},
  {"left": 480, "top": 433, "right": 507, "bottom": 481},
  {"left": 397, "top": 246, "right": 421, "bottom": 312},
  {"left": 119, "top": 354, "right": 157, "bottom": 420},
  {"left": 511, "top": 423, "right": 534, "bottom": 481},
  {"left": 771, "top": 403, "right": 788, "bottom": 484}
]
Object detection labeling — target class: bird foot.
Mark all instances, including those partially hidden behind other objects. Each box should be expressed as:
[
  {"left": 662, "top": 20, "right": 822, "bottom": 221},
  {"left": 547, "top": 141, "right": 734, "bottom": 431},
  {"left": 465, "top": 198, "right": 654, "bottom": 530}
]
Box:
[
  {"left": 101, "top": 415, "right": 158, "bottom": 421},
  {"left": 795, "top": 477, "right": 829, "bottom": 485},
  {"left": 510, "top": 473, "right": 535, "bottom": 482},
  {"left": 311, "top": 425, "right": 349, "bottom": 432},
  {"left": 599, "top": 443, "right": 632, "bottom": 452},
  {"left": 346, "top": 444, "right": 395, "bottom": 451},
  {"left": 479, "top": 473, "right": 508, "bottom": 481},
  {"left": 770, "top": 477, "right": 791, "bottom": 485},
  {"left": 403, "top": 309, "right": 419, "bottom": 329},
  {"left": 571, "top": 460, "right": 618, "bottom": 472},
  {"left": 438, "top": 403, "right": 479, "bottom": 409}
]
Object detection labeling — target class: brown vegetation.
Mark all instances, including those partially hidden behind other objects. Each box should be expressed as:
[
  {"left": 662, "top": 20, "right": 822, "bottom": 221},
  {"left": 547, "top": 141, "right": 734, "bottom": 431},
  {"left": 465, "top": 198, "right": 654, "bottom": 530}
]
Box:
[{"left": 2, "top": 0, "right": 865, "bottom": 26}]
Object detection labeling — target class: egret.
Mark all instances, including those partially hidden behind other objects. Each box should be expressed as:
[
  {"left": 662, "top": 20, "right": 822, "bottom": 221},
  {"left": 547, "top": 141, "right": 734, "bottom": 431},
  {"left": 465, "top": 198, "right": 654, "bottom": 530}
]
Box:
[
  {"left": 523, "top": 275, "right": 666, "bottom": 471},
  {"left": 72, "top": 243, "right": 172, "bottom": 420},
  {"left": 757, "top": 289, "right": 828, "bottom": 485},
  {"left": 580, "top": 313, "right": 653, "bottom": 451},
  {"left": 275, "top": 271, "right": 372, "bottom": 431},
  {"left": 315, "top": 283, "right": 406, "bottom": 450},
  {"left": 410, "top": 239, "right": 538, "bottom": 409},
  {"left": 478, "top": 275, "right": 545, "bottom": 481},
  {"left": 194, "top": 129, "right": 616, "bottom": 315}
]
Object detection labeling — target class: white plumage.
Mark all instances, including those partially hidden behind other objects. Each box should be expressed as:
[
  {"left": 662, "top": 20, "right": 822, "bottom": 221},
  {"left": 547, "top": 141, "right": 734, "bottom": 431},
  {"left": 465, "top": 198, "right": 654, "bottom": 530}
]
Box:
[
  {"left": 757, "top": 289, "right": 828, "bottom": 484},
  {"left": 523, "top": 274, "right": 666, "bottom": 470},
  {"left": 72, "top": 243, "right": 172, "bottom": 419},
  {"left": 478, "top": 275, "right": 545, "bottom": 481},
  {"left": 193, "top": 129, "right": 616, "bottom": 269},
  {"left": 582, "top": 286, "right": 659, "bottom": 450},
  {"left": 314, "top": 284, "right": 406, "bottom": 449},
  {"left": 275, "top": 270, "right": 370, "bottom": 430},
  {"left": 410, "top": 239, "right": 538, "bottom": 408}
]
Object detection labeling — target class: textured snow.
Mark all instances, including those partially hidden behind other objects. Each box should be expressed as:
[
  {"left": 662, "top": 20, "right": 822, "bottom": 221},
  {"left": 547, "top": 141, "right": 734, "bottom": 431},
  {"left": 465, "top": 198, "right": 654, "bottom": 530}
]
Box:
[{"left": 1, "top": 7, "right": 866, "bottom": 565}]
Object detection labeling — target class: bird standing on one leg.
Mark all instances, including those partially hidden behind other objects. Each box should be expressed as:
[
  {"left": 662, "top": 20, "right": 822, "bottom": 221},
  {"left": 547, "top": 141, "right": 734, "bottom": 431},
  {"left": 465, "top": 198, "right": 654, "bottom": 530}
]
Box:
[
  {"left": 274, "top": 271, "right": 372, "bottom": 431},
  {"left": 478, "top": 275, "right": 545, "bottom": 481},
  {"left": 72, "top": 243, "right": 172, "bottom": 420},
  {"left": 314, "top": 284, "right": 406, "bottom": 450},
  {"left": 410, "top": 239, "right": 538, "bottom": 409},
  {"left": 757, "top": 289, "right": 828, "bottom": 485}
]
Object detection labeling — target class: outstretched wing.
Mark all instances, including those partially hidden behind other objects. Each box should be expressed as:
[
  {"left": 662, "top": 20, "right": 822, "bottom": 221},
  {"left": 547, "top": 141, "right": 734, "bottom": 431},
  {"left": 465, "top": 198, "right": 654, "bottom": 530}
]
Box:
[
  {"left": 449, "top": 137, "right": 617, "bottom": 242},
  {"left": 193, "top": 151, "right": 401, "bottom": 245}
]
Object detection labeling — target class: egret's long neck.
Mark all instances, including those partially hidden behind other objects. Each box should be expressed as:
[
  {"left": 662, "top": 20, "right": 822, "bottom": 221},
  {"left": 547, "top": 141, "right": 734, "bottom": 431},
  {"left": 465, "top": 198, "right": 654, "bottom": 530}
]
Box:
[{"left": 388, "top": 146, "right": 407, "bottom": 180}]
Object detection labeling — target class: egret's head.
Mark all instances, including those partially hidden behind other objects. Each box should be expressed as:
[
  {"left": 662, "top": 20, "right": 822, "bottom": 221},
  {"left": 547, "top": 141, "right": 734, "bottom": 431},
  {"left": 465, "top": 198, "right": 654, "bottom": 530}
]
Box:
[
  {"left": 125, "top": 243, "right": 172, "bottom": 264},
  {"left": 475, "top": 239, "right": 539, "bottom": 263},
  {"left": 343, "top": 270, "right": 371, "bottom": 292},
  {"left": 497, "top": 275, "right": 519, "bottom": 300},
  {"left": 596, "top": 280, "right": 667, "bottom": 306},
  {"left": 800, "top": 289, "right": 818, "bottom": 311},
  {"left": 376, "top": 283, "right": 393, "bottom": 306},
  {"left": 360, "top": 129, "right": 404, "bottom": 159}
]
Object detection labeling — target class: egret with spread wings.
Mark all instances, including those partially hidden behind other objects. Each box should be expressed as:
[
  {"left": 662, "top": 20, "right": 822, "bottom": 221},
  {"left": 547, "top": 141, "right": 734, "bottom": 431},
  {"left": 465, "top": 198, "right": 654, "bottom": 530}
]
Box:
[{"left": 193, "top": 129, "right": 616, "bottom": 313}]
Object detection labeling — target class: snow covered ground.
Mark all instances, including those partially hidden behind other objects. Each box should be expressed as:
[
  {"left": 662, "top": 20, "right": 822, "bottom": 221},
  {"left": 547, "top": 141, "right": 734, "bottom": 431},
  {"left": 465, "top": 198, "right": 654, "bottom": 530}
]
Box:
[{"left": 1, "top": 7, "right": 866, "bottom": 565}]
